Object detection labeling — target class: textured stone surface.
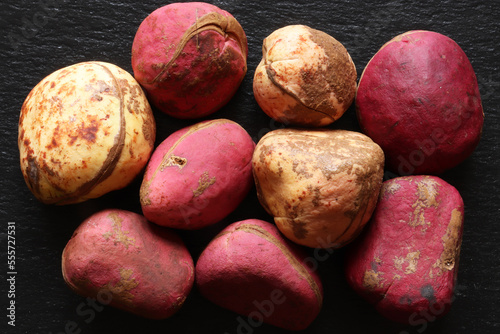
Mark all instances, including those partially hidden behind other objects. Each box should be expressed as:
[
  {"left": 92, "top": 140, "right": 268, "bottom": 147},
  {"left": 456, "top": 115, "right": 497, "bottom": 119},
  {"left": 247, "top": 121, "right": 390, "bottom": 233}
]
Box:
[{"left": 0, "top": 0, "right": 499, "bottom": 333}]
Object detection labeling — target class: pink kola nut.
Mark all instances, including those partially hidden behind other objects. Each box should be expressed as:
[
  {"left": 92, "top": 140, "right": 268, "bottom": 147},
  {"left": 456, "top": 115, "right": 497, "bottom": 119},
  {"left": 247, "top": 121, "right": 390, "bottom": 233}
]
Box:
[
  {"left": 61, "top": 209, "right": 195, "bottom": 320},
  {"left": 356, "top": 30, "right": 484, "bottom": 175},
  {"left": 140, "top": 119, "right": 255, "bottom": 229},
  {"left": 196, "top": 219, "right": 323, "bottom": 330},
  {"left": 344, "top": 176, "right": 464, "bottom": 324},
  {"left": 131, "top": 2, "right": 248, "bottom": 119}
]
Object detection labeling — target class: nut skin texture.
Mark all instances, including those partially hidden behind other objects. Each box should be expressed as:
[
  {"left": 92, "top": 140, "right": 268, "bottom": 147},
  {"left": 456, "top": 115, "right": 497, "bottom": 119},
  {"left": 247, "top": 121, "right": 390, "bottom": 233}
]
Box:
[
  {"left": 131, "top": 2, "right": 248, "bottom": 119},
  {"left": 140, "top": 119, "right": 255, "bottom": 229},
  {"left": 344, "top": 176, "right": 464, "bottom": 324},
  {"left": 18, "top": 61, "right": 156, "bottom": 205},
  {"left": 356, "top": 30, "right": 484, "bottom": 175},
  {"left": 61, "top": 209, "right": 195, "bottom": 320},
  {"left": 196, "top": 219, "right": 323, "bottom": 331},
  {"left": 253, "top": 24, "right": 357, "bottom": 127},
  {"left": 252, "top": 128, "right": 384, "bottom": 249}
]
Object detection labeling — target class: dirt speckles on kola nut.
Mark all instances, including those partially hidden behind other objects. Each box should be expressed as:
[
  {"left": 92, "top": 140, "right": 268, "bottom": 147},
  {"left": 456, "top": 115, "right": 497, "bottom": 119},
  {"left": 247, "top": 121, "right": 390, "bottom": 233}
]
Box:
[
  {"left": 18, "top": 61, "right": 156, "bottom": 205},
  {"left": 344, "top": 175, "right": 464, "bottom": 324}
]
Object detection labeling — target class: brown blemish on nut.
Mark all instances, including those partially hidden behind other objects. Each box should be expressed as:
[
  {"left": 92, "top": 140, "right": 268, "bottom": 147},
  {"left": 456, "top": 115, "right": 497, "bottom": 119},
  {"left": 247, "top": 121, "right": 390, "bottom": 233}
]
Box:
[
  {"left": 305, "top": 26, "right": 357, "bottom": 109},
  {"left": 380, "top": 181, "right": 402, "bottom": 198},
  {"left": 264, "top": 65, "right": 336, "bottom": 126},
  {"left": 404, "top": 251, "right": 420, "bottom": 274},
  {"left": 150, "top": 12, "right": 247, "bottom": 85},
  {"left": 105, "top": 268, "right": 139, "bottom": 304},
  {"left": 142, "top": 114, "right": 156, "bottom": 146},
  {"left": 25, "top": 156, "right": 40, "bottom": 194},
  {"left": 68, "top": 119, "right": 100, "bottom": 145},
  {"left": 161, "top": 155, "right": 188, "bottom": 170},
  {"left": 393, "top": 256, "right": 404, "bottom": 272},
  {"left": 193, "top": 171, "right": 216, "bottom": 197},
  {"left": 363, "top": 269, "right": 384, "bottom": 290},
  {"left": 409, "top": 177, "right": 441, "bottom": 229},
  {"left": 102, "top": 212, "right": 136, "bottom": 249},
  {"left": 393, "top": 251, "right": 421, "bottom": 274},
  {"left": 434, "top": 208, "right": 463, "bottom": 273},
  {"left": 140, "top": 119, "right": 233, "bottom": 205},
  {"left": 292, "top": 160, "right": 314, "bottom": 179},
  {"left": 290, "top": 218, "right": 308, "bottom": 240},
  {"left": 311, "top": 186, "right": 321, "bottom": 207}
]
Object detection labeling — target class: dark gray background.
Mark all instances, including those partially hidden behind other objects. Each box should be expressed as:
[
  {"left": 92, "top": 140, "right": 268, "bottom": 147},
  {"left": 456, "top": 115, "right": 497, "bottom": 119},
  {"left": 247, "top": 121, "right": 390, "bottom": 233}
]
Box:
[{"left": 1, "top": 0, "right": 499, "bottom": 333}]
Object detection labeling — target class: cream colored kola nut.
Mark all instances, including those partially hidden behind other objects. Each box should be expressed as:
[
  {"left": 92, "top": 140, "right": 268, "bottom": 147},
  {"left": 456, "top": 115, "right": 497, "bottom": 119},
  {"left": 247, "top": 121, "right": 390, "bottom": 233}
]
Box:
[
  {"left": 253, "top": 128, "right": 385, "bottom": 249},
  {"left": 18, "top": 61, "right": 156, "bottom": 205},
  {"left": 253, "top": 25, "right": 357, "bottom": 127}
]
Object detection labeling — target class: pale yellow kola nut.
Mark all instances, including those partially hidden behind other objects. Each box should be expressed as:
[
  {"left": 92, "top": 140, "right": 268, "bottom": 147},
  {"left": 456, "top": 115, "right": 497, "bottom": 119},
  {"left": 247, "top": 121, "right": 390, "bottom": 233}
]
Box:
[
  {"left": 18, "top": 61, "right": 156, "bottom": 205},
  {"left": 253, "top": 25, "right": 357, "bottom": 127},
  {"left": 252, "top": 129, "right": 384, "bottom": 248}
]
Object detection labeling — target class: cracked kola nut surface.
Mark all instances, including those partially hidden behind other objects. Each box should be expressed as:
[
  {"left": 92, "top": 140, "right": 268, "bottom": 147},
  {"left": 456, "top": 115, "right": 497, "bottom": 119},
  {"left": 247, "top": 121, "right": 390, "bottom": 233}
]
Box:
[
  {"left": 18, "top": 61, "right": 156, "bottom": 205},
  {"left": 61, "top": 209, "right": 194, "bottom": 320},
  {"left": 252, "top": 128, "right": 384, "bottom": 248},
  {"left": 356, "top": 30, "right": 484, "bottom": 175},
  {"left": 253, "top": 24, "right": 357, "bottom": 127},
  {"left": 344, "top": 176, "right": 464, "bottom": 324},
  {"left": 131, "top": 2, "right": 248, "bottom": 119},
  {"left": 140, "top": 119, "right": 255, "bottom": 229},
  {"left": 196, "top": 219, "right": 323, "bottom": 331}
]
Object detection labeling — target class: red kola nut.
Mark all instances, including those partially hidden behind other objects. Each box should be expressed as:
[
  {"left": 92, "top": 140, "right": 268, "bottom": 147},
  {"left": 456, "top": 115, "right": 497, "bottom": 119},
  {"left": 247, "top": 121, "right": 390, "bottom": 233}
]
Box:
[
  {"left": 61, "top": 209, "right": 195, "bottom": 319},
  {"left": 196, "top": 219, "right": 323, "bottom": 331},
  {"left": 18, "top": 61, "right": 156, "bottom": 205},
  {"left": 131, "top": 2, "right": 248, "bottom": 119},
  {"left": 140, "top": 119, "right": 255, "bottom": 229},
  {"left": 356, "top": 30, "right": 484, "bottom": 175},
  {"left": 344, "top": 176, "right": 464, "bottom": 324}
]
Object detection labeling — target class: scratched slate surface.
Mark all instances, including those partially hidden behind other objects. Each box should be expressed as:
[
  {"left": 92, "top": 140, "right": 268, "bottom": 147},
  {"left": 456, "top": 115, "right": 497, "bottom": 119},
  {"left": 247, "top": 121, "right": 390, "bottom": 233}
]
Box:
[{"left": 1, "top": 0, "right": 499, "bottom": 333}]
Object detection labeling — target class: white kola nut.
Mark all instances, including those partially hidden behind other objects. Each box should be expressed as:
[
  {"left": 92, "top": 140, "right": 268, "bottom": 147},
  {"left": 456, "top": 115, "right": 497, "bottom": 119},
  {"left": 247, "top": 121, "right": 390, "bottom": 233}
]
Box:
[
  {"left": 253, "top": 24, "right": 357, "bottom": 127},
  {"left": 18, "top": 61, "right": 156, "bottom": 205},
  {"left": 252, "top": 128, "right": 384, "bottom": 249}
]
